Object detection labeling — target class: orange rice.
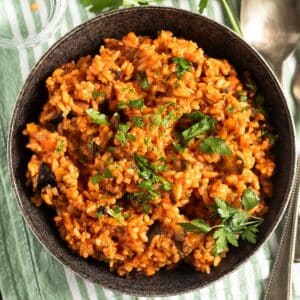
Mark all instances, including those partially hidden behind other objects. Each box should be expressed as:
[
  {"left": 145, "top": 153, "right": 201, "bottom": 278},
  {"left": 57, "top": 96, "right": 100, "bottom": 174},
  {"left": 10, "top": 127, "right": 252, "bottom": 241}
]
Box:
[{"left": 23, "top": 31, "right": 275, "bottom": 276}]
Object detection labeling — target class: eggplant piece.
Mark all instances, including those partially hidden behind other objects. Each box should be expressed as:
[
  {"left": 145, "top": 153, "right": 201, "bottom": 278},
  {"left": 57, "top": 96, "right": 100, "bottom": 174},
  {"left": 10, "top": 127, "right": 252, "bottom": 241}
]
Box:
[
  {"left": 148, "top": 221, "right": 162, "bottom": 241},
  {"left": 37, "top": 163, "right": 56, "bottom": 190},
  {"left": 110, "top": 112, "right": 120, "bottom": 131},
  {"left": 49, "top": 114, "right": 63, "bottom": 126},
  {"left": 219, "top": 154, "right": 244, "bottom": 174}
]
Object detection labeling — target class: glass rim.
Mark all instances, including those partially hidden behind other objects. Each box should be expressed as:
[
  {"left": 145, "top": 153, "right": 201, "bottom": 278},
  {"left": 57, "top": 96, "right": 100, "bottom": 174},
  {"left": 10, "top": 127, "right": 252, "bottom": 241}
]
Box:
[{"left": 0, "top": 0, "right": 67, "bottom": 48}]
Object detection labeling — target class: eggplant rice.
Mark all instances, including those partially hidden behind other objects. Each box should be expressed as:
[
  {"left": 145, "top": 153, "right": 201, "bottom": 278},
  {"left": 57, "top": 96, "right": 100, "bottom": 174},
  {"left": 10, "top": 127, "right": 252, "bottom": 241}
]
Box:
[{"left": 24, "top": 31, "right": 276, "bottom": 277}]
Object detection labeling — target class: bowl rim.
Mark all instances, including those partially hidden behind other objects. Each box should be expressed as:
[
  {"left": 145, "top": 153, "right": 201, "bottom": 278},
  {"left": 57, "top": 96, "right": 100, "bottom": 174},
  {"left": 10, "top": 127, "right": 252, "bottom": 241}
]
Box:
[{"left": 7, "top": 6, "right": 297, "bottom": 296}]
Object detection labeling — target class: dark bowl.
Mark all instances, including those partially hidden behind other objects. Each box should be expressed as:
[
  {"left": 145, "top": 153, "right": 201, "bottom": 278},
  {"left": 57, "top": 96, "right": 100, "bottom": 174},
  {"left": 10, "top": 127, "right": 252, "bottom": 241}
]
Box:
[{"left": 7, "top": 6, "right": 297, "bottom": 296}]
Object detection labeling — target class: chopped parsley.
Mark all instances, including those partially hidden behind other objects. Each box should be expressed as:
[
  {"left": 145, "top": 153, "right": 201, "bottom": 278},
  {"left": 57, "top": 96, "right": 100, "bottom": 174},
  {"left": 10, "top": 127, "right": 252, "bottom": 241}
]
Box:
[
  {"left": 181, "top": 115, "right": 215, "bottom": 143},
  {"left": 133, "top": 153, "right": 171, "bottom": 196},
  {"left": 86, "top": 108, "right": 109, "bottom": 125},
  {"left": 92, "top": 90, "right": 105, "bottom": 100},
  {"left": 180, "top": 197, "right": 263, "bottom": 256},
  {"left": 226, "top": 106, "right": 235, "bottom": 112},
  {"left": 107, "top": 205, "right": 125, "bottom": 223},
  {"left": 172, "top": 57, "right": 192, "bottom": 79},
  {"left": 254, "top": 94, "right": 267, "bottom": 115},
  {"left": 115, "top": 124, "right": 136, "bottom": 145},
  {"left": 241, "top": 188, "right": 259, "bottom": 210},
  {"left": 200, "top": 137, "right": 232, "bottom": 155},
  {"left": 137, "top": 71, "right": 151, "bottom": 90},
  {"left": 128, "top": 98, "right": 144, "bottom": 109},
  {"left": 132, "top": 116, "right": 144, "bottom": 127},
  {"left": 55, "top": 139, "right": 64, "bottom": 153},
  {"left": 91, "top": 168, "right": 113, "bottom": 185}
]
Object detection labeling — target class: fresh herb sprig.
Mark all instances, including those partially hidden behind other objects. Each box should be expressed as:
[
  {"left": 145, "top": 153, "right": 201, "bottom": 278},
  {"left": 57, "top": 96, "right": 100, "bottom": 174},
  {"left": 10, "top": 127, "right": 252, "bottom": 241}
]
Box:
[
  {"left": 172, "top": 57, "right": 192, "bottom": 79},
  {"left": 128, "top": 154, "right": 171, "bottom": 210},
  {"left": 200, "top": 136, "right": 232, "bottom": 155},
  {"left": 115, "top": 124, "right": 136, "bottom": 145},
  {"left": 80, "top": 0, "right": 241, "bottom": 36},
  {"left": 86, "top": 108, "right": 110, "bottom": 125},
  {"left": 180, "top": 191, "right": 262, "bottom": 255}
]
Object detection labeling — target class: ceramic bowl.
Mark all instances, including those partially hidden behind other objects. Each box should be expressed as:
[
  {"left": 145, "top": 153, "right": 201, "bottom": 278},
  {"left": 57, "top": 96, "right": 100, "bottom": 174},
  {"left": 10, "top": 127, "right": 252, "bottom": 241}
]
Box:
[{"left": 7, "top": 7, "right": 297, "bottom": 296}]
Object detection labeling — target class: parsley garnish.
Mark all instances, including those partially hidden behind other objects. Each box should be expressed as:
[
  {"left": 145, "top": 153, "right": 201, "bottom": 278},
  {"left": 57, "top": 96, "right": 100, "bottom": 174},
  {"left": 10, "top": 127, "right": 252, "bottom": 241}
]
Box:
[
  {"left": 115, "top": 124, "right": 136, "bottom": 145},
  {"left": 180, "top": 197, "right": 263, "bottom": 255},
  {"left": 226, "top": 106, "right": 235, "bottom": 112},
  {"left": 128, "top": 98, "right": 144, "bottom": 109},
  {"left": 181, "top": 115, "right": 215, "bottom": 143},
  {"left": 254, "top": 94, "right": 267, "bottom": 115},
  {"left": 91, "top": 168, "right": 113, "bottom": 185},
  {"left": 199, "top": 0, "right": 209, "bottom": 13},
  {"left": 107, "top": 205, "right": 125, "bottom": 223},
  {"left": 133, "top": 153, "right": 171, "bottom": 194},
  {"left": 200, "top": 137, "right": 232, "bottom": 155},
  {"left": 172, "top": 57, "right": 192, "bottom": 79},
  {"left": 55, "top": 139, "right": 64, "bottom": 153},
  {"left": 179, "top": 219, "right": 211, "bottom": 233},
  {"left": 92, "top": 90, "right": 105, "bottom": 100},
  {"left": 79, "top": 0, "right": 122, "bottom": 13},
  {"left": 241, "top": 188, "right": 259, "bottom": 210},
  {"left": 132, "top": 116, "right": 144, "bottom": 127},
  {"left": 86, "top": 108, "right": 109, "bottom": 125},
  {"left": 137, "top": 71, "right": 151, "bottom": 90}
]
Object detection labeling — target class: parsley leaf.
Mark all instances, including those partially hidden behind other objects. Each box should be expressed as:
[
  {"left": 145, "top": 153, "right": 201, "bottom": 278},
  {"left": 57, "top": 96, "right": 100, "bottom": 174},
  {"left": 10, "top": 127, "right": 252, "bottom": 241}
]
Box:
[
  {"left": 200, "top": 137, "right": 232, "bottom": 155},
  {"left": 226, "top": 106, "right": 235, "bottom": 112},
  {"left": 115, "top": 124, "right": 136, "bottom": 145},
  {"left": 107, "top": 205, "right": 125, "bottom": 223},
  {"left": 132, "top": 116, "right": 144, "bottom": 127},
  {"left": 179, "top": 197, "right": 263, "bottom": 256},
  {"left": 181, "top": 115, "right": 215, "bottom": 142},
  {"left": 137, "top": 71, "right": 151, "bottom": 90},
  {"left": 179, "top": 219, "right": 211, "bottom": 233},
  {"left": 128, "top": 98, "right": 144, "bottom": 109},
  {"left": 199, "top": 0, "right": 209, "bottom": 13},
  {"left": 241, "top": 188, "right": 259, "bottom": 210},
  {"left": 91, "top": 168, "right": 113, "bottom": 185},
  {"left": 213, "top": 228, "right": 238, "bottom": 255},
  {"left": 92, "top": 90, "right": 105, "bottom": 100},
  {"left": 172, "top": 57, "right": 192, "bottom": 79},
  {"left": 55, "top": 139, "right": 64, "bottom": 153},
  {"left": 254, "top": 94, "right": 267, "bottom": 115},
  {"left": 80, "top": 0, "right": 122, "bottom": 13},
  {"left": 241, "top": 225, "right": 259, "bottom": 244},
  {"left": 86, "top": 108, "right": 109, "bottom": 125}
]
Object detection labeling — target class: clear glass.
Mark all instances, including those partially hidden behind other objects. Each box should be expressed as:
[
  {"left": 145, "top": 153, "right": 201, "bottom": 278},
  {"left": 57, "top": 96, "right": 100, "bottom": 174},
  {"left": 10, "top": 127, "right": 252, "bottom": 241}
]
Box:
[{"left": 0, "top": 0, "right": 67, "bottom": 48}]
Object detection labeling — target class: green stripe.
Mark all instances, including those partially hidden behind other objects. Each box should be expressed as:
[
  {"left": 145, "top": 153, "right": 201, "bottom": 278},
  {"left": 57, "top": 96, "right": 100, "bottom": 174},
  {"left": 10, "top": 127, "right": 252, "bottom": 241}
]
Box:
[
  {"left": 12, "top": 0, "right": 29, "bottom": 38},
  {"left": 95, "top": 285, "right": 107, "bottom": 300},
  {"left": 172, "top": 0, "right": 180, "bottom": 8},
  {"left": 75, "top": 275, "right": 90, "bottom": 300},
  {"left": 188, "top": 0, "right": 198, "bottom": 13}
]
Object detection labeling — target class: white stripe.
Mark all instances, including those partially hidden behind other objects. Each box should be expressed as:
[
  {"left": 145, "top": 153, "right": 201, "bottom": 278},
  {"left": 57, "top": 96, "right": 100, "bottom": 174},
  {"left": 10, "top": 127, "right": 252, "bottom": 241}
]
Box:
[
  {"left": 68, "top": 0, "right": 83, "bottom": 27},
  {"left": 211, "top": 0, "right": 224, "bottom": 23},
  {"left": 84, "top": 280, "right": 98, "bottom": 300},
  {"left": 3, "top": 2, "right": 30, "bottom": 79},
  {"left": 243, "top": 262, "right": 258, "bottom": 300},
  {"left": 103, "top": 288, "right": 116, "bottom": 300},
  {"left": 64, "top": 268, "right": 83, "bottom": 300},
  {"left": 18, "top": 0, "right": 42, "bottom": 61},
  {"left": 198, "top": 287, "right": 211, "bottom": 300},
  {"left": 214, "top": 277, "right": 226, "bottom": 300},
  {"left": 228, "top": 270, "right": 242, "bottom": 300},
  {"left": 255, "top": 247, "right": 271, "bottom": 281}
]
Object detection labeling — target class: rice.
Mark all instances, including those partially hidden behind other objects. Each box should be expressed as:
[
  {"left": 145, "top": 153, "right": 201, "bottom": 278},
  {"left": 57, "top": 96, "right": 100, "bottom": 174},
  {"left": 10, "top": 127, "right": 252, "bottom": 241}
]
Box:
[{"left": 23, "top": 31, "right": 275, "bottom": 277}]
